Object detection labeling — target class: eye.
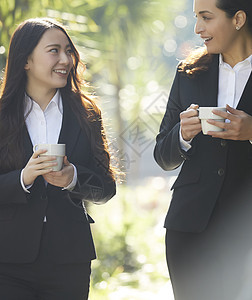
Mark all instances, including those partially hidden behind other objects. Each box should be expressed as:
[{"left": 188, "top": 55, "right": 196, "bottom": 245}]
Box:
[
  {"left": 66, "top": 48, "right": 73, "bottom": 56},
  {"left": 202, "top": 16, "right": 211, "bottom": 21},
  {"left": 49, "top": 48, "right": 58, "bottom": 53}
]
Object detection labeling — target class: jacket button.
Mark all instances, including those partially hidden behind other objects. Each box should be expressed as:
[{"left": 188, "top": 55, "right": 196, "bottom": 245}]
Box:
[
  {"left": 218, "top": 168, "right": 225, "bottom": 176},
  {"left": 40, "top": 194, "right": 47, "bottom": 201},
  {"left": 221, "top": 140, "right": 227, "bottom": 147}
]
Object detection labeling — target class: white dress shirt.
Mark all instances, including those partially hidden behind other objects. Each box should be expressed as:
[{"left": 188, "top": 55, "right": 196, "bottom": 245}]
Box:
[
  {"left": 180, "top": 54, "right": 252, "bottom": 150},
  {"left": 21, "top": 89, "right": 77, "bottom": 192},
  {"left": 218, "top": 54, "right": 252, "bottom": 109}
]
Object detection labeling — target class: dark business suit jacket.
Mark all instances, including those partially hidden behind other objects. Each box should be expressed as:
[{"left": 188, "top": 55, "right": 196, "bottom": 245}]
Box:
[
  {"left": 0, "top": 94, "right": 116, "bottom": 263},
  {"left": 154, "top": 54, "right": 252, "bottom": 233}
]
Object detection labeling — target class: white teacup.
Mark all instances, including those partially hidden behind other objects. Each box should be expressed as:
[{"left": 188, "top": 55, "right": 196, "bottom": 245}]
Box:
[
  {"left": 33, "top": 144, "right": 66, "bottom": 171},
  {"left": 198, "top": 107, "right": 226, "bottom": 135}
]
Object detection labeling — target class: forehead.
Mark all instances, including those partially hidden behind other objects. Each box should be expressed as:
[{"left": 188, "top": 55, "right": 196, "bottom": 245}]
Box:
[
  {"left": 193, "top": 0, "right": 217, "bottom": 12},
  {"left": 38, "top": 28, "right": 70, "bottom": 47}
]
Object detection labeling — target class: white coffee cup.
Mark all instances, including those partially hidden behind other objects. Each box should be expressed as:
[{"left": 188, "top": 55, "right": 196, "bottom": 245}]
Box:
[
  {"left": 198, "top": 107, "right": 226, "bottom": 135},
  {"left": 33, "top": 144, "right": 66, "bottom": 171}
]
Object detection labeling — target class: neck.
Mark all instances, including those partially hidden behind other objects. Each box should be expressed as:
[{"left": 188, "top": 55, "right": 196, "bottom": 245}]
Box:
[
  {"left": 222, "top": 32, "right": 252, "bottom": 68},
  {"left": 25, "top": 86, "right": 57, "bottom": 111}
]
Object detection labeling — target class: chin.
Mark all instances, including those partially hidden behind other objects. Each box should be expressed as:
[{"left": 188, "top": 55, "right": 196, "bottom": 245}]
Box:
[
  {"left": 205, "top": 47, "right": 221, "bottom": 55},
  {"left": 55, "top": 81, "right": 68, "bottom": 88}
]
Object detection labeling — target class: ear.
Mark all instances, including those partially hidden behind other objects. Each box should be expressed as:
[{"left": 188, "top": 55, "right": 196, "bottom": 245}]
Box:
[
  {"left": 24, "top": 56, "right": 31, "bottom": 71},
  {"left": 233, "top": 10, "right": 247, "bottom": 30},
  {"left": 24, "top": 61, "right": 29, "bottom": 71}
]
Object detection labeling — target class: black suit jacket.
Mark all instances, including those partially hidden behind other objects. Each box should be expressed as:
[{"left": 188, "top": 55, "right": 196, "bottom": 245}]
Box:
[
  {"left": 0, "top": 94, "right": 116, "bottom": 263},
  {"left": 154, "top": 54, "right": 252, "bottom": 233}
]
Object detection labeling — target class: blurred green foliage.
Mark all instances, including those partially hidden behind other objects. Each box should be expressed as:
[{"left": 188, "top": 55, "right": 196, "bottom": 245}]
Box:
[{"left": 89, "top": 182, "right": 173, "bottom": 299}]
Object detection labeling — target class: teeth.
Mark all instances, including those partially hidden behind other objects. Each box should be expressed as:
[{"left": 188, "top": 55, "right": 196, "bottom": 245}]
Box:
[
  {"left": 204, "top": 38, "right": 212, "bottom": 42},
  {"left": 54, "top": 70, "right": 67, "bottom": 74}
]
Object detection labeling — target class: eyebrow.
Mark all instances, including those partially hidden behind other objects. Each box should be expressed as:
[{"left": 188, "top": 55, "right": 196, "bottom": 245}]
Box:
[
  {"left": 45, "top": 43, "right": 71, "bottom": 49},
  {"left": 198, "top": 10, "right": 214, "bottom": 15}
]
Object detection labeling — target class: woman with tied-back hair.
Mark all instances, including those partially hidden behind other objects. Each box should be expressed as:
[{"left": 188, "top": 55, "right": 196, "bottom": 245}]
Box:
[
  {"left": 0, "top": 18, "right": 116, "bottom": 300},
  {"left": 154, "top": 0, "right": 252, "bottom": 299}
]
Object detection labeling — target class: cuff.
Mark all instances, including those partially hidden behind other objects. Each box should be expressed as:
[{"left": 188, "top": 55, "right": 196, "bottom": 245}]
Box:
[
  {"left": 20, "top": 169, "right": 33, "bottom": 193},
  {"left": 62, "top": 164, "right": 77, "bottom": 191},
  {"left": 179, "top": 127, "right": 192, "bottom": 152}
]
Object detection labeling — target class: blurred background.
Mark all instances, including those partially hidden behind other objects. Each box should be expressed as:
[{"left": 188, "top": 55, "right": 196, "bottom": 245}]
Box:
[{"left": 0, "top": 1, "right": 202, "bottom": 299}]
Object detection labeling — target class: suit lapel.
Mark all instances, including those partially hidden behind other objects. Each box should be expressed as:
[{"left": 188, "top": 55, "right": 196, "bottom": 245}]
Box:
[
  {"left": 22, "top": 94, "right": 81, "bottom": 163},
  {"left": 237, "top": 72, "right": 252, "bottom": 115},
  {"left": 23, "top": 125, "right": 33, "bottom": 165},
  {"left": 58, "top": 94, "right": 81, "bottom": 157},
  {"left": 198, "top": 54, "right": 219, "bottom": 107},
  {"left": 23, "top": 125, "right": 46, "bottom": 187}
]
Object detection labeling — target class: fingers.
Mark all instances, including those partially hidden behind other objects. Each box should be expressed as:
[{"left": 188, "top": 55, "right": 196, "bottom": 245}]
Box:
[
  {"left": 226, "top": 104, "right": 241, "bottom": 115},
  {"left": 23, "top": 158, "right": 56, "bottom": 186},
  {"left": 186, "top": 104, "right": 199, "bottom": 110},
  {"left": 32, "top": 149, "right": 57, "bottom": 162},
  {"left": 207, "top": 119, "right": 227, "bottom": 130},
  {"left": 28, "top": 153, "right": 58, "bottom": 174},
  {"left": 32, "top": 149, "right": 48, "bottom": 158},
  {"left": 37, "top": 161, "right": 58, "bottom": 171},
  {"left": 63, "top": 156, "right": 70, "bottom": 166},
  {"left": 180, "top": 104, "right": 201, "bottom": 141},
  {"left": 37, "top": 168, "right": 55, "bottom": 175},
  {"left": 33, "top": 157, "right": 57, "bottom": 170},
  {"left": 210, "top": 106, "right": 246, "bottom": 126},
  {"left": 43, "top": 164, "right": 74, "bottom": 188},
  {"left": 182, "top": 104, "right": 199, "bottom": 118},
  {"left": 180, "top": 109, "right": 199, "bottom": 120},
  {"left": 212, "top": 105, "right": 243, "bottom": 122},
  {"left": 181, "top": 116, "right": 201, "bottom": 126}
]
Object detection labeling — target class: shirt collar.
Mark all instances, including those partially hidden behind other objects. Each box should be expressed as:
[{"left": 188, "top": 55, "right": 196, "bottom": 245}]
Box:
[
  {"left": 219, "top": 54, "right": 252, "bottom": 70},
  {"left": 24, "top": 89, "right": 63, "bottom": 116}
]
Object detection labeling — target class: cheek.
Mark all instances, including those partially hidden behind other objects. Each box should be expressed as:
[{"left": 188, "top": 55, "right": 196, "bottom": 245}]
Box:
[
  {"left": 216, "top": 20, "right": 234, "bottom": 39},
  {"left": 69, "top": 57, "right": 74, "bottom": 69}
]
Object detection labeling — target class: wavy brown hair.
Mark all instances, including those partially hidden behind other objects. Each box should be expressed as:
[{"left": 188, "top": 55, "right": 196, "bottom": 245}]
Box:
[
  {"left": 0, "top": 18, "right": 116, "bottom": 180},
  {"left": 178, "top": 47, "right": 212, "bottom": 76},
  {"left": 179, "top": 0, "right": 252, "bottom": 76}
]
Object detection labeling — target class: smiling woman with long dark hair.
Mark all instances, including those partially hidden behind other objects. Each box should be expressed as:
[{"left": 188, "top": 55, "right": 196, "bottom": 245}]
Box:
[
  {"left": 0, "top": 18, "right": 116, "bottom": 300},
  {"left": 154, "top": 0, "right": 252, "bottom": 299}
]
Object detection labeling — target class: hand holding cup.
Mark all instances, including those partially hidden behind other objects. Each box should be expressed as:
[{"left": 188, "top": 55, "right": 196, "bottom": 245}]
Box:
[
  {"left": 23, "top": 146, "right": 63, "bottom": 186},
  {"left": 198, "top": 107, "right": 227, "bottom": 135},
  {"left": 33, "top": 144, "right": 66, "bottom": 171},
  {"left": 180, "top": 104, "right": 202, "bottom": 141}
]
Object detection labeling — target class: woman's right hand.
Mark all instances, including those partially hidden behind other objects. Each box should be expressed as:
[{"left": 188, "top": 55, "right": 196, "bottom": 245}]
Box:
[
  {"left": 22, "top": 149, "right": 57, "bottom": 186},
  {"left": 180, "top": 104, "right": 202, "bottom": 141}
]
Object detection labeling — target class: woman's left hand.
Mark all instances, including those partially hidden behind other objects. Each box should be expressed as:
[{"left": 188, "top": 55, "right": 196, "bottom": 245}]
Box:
[
  {"left": 207, "top": 104, "right": 252, "bottom": 141},
  {"left": 43, "top": 156, "right": 74, "bottom": 188}
]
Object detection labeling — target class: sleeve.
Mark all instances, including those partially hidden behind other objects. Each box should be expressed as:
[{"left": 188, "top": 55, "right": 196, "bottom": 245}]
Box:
[
  {"left": 62, "top": 163, "right": 77, "bottom": 191},
  {"left": 20, "top": 169, "right": 33, "bottom": 193},
  {"left": 0, "top": 169, "right": 29, "bottom": 205},
  {"left": 70, "top": 160, "right": 116, "bottom": 205},
  {"left": 179, "top": 127, "right": 192, "bottom": 151},
  {"left": 68, "top": 118, "right": 116, "bottom": 205},
  {"left": 154, "top": 69, "right": 194, "bottom": 171}
]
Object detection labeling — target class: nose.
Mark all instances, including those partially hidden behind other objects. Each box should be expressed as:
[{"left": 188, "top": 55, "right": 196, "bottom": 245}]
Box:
[
  {"left": 59, "top": 51, "right": 71, "bottom": 65},
  {"left": 194, "top": 19, "right": 204, "bottom": 35}
]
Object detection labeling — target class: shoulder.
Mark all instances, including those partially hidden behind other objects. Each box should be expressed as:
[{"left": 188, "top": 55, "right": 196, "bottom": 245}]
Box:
[
  {"left": 61, "top": 90, "right": 100, "bottom": 118},
  {"left": 177, "top": 48, "right": 218, "bottom": 77}
]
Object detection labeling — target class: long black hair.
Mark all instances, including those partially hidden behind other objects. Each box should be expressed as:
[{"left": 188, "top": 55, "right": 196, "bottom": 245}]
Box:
[
  {"left": 0, "top": 18, "right": 115, "bottom": 179},
  {"left": 179, "top": 0, "right": 252, "bottom": 75}
]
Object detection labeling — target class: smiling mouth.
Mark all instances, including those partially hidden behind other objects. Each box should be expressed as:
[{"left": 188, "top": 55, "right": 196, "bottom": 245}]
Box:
[
  {"left": 204, "top": 37, "right": 213, "bottom": 42},
  {"left": 53, "top": 69, "right": 67, "bottom": 75}
]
